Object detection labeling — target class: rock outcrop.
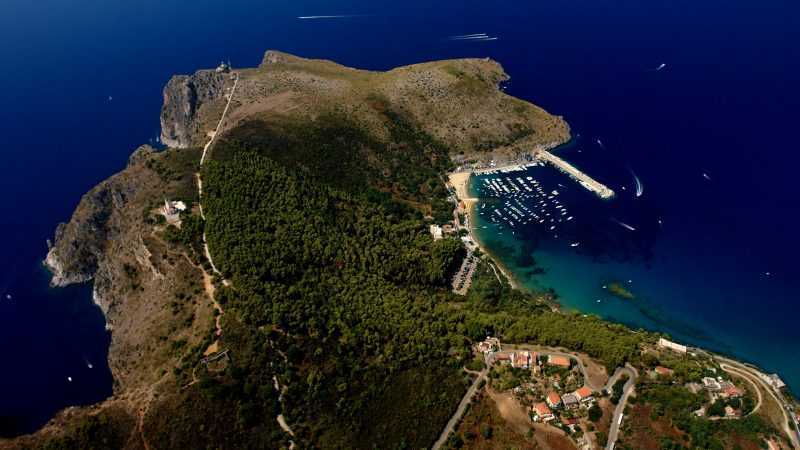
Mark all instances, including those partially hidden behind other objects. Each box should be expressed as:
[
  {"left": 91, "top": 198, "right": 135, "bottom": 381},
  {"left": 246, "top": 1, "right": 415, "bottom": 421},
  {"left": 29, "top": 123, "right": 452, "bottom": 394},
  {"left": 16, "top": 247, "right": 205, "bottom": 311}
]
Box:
[
  {"left": 44, "top": 146, "right": 157, "bottom": 308},
  {"left": 45, "top": 171, "right": 125, "bottom": 289},
  {"left": 160, "top": 70, "right": 229, "bottom": 148}
]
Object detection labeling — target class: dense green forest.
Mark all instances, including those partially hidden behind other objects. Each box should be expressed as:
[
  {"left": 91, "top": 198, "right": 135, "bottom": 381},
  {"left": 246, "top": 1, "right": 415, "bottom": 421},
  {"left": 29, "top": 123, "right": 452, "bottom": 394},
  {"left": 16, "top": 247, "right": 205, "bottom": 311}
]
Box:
[
  {"left": 213, "top": 110, "right": 454, "bottom": 222},
  {"left": 457, "top": 260, "right": 648, "bottom": 371},
  {"left": 32, "top": 113, "right": 655, "bottom": 448},
  {"left": 202, "top": 152, "right": 468, "bottom": 448}
]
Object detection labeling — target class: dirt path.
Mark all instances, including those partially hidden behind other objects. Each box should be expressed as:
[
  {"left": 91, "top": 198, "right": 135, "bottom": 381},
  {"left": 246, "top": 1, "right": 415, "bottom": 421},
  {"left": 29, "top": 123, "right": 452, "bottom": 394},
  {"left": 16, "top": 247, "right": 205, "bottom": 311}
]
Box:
[
  {"left": 132, "top": 389, "right": 156, "bottom": 450},
  {"left": 192, "top": 72, "right": 237, "bottom": 348}
]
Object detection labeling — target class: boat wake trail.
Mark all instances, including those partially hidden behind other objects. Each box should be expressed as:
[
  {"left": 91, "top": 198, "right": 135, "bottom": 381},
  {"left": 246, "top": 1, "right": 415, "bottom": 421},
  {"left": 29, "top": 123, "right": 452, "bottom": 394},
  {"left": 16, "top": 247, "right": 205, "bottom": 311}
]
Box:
[
  {"left": 627, "top": 167, "right": 643, "bottom": 197},
  {"left": 650, "top": 63, "right": 667, "bottom": 72},
  {"left": 297, "top": 14, "right": 366, "bottom": 20},
  {"left": 611, "top": 218, "right": 637, "bottom": 232},
  {"left": 447, "top": 33, "right": 499, "bottom": 42}
]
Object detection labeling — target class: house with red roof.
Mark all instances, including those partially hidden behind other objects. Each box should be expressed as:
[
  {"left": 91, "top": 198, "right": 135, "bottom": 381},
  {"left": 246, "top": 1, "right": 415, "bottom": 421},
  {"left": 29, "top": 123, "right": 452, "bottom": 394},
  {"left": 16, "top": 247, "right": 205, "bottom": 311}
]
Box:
[
  {"left": 533, "top": 402, "right": 554, "bottom": 422},
  {"left": 548, "top": 355, "right": 571, "bottom": 368},
  {"left": 574, "top": 386, "right": 594, "bottom": 403},
  {"left": 655, "top": 366, "right": 674, "bottom": 376},
  {"left": 561, "top": 416, "right": 578, "bottom": 426},
  {"left": 722, "top": 384, "right": 743, "bottom": 398},
  {"left": 495, "top": 352, "right": 511, "bottom": 364},
  {"left": 546, "top": 391, "right": 562, "bottom": 409},
  {"left": 511, "top": 351, "right": 531, "bottom": 369}
]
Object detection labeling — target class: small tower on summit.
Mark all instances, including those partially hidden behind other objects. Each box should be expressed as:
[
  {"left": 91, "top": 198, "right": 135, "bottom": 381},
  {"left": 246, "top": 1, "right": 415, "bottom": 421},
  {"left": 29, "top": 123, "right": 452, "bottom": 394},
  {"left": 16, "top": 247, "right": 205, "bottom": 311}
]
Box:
[{"left": 216, "top": 60, "right": 231, "bottom": 73}]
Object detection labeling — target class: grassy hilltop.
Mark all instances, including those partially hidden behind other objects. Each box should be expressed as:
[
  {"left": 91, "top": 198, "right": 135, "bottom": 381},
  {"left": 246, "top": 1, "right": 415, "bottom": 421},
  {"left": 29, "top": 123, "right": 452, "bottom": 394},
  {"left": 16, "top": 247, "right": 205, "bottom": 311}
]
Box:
[{"left": 3, "top": 52, "right": 676, "bottom": 450}]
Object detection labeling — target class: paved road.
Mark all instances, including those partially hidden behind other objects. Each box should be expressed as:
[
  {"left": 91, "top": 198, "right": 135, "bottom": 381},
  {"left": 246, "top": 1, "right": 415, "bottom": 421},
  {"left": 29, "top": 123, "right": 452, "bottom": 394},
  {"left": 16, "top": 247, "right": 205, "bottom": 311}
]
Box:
[
  {"left": 718, "top": 359, "right": 800, "bottom": 449},
  {"left": 432, "top": 368, "right": 488, "bottom": 450},
  {"left": 605, "top": 365, "right": 637, "bottom": 450},
  {"left": 507, "top": 346, "right": 611, "bottom": 392},
  {"left": 720, "top": 364, "right": 763, "bottom": 415}
]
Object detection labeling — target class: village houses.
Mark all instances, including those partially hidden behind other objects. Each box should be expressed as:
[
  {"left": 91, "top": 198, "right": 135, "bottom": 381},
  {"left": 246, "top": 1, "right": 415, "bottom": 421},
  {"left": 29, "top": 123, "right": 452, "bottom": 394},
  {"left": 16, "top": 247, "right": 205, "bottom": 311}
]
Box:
[
  {"left": 561, "top": 393, "right": 579, "bottom": 410},
  {"left": 573, "top": 386, "right": 594, "bottom": 404},
  {"left": 546, "top": 392, "right": 562, "bottom": 409},
  {"left": 533, "top": 402, "right": 555, "bottom": 422},
  {"left": 548, "top": 355, "right": 571, "bottom": 368}
]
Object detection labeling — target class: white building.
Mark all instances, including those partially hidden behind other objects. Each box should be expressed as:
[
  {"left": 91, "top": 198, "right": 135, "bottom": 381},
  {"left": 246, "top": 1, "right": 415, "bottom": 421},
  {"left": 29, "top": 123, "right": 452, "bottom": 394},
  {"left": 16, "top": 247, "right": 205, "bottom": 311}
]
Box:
[
  {"left": 161, "top": 199, "right": 187, "bottom": 223},
  {"left": 475, "top": 337, "right": 500, "bottom": 354},
  {"left": 429, "top": 224, "right": 443, "bottom": 240},
  {"left": 702, "top": 377, "right": 721, "bottom": 392},
  {"left": 767, "top": 374, "right": 787, "bottom": 390},
  {"left": 658, "top": 338, "right": 687, "bottom": 354}
]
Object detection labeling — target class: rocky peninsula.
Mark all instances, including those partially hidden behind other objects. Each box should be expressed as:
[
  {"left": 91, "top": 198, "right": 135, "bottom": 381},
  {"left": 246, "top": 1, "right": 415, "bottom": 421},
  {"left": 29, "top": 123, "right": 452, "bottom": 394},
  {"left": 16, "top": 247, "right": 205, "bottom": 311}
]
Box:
[
  {"left": 5, "top": 51, "right": 570, "bottom": 448},
  {"left": 10, "top": 49, "right": 796, "bottom": 450}
]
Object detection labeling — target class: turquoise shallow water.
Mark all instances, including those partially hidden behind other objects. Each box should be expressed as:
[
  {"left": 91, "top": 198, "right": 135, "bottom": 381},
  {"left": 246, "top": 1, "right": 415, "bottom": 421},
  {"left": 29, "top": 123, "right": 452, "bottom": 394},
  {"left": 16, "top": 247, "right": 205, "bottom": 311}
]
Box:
[
  {"left": 2, "top": 0, "right": 798, "bottom": 435},
  {"left": 468, "top": 144, "right": 799, "bottom": 393}
]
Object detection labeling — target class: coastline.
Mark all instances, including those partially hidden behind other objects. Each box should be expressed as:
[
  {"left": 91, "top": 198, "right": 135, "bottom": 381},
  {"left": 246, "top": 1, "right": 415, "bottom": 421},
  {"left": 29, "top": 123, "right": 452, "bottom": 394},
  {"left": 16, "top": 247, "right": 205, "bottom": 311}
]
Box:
[
  {"left": 448, "top": 169, "right": 522, "bottom": 291},
  {"left": 467, "top": 201, "right": 521, "bottom": 291},
  {"left": 446, "top": 164, "right": 800, "bottom": 416}
]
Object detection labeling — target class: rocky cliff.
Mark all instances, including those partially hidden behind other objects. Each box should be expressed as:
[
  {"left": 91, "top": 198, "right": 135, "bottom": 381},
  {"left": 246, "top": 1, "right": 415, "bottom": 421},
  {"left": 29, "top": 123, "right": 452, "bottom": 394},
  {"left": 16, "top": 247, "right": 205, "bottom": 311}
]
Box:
[
  {"left": 8, "top": 51, "right": 574, "bottom": 448},
  {"left": 42, "top": 144, "right": 212, "bottom": 386},
  {"left": 45, "top": 146, "right": 156, "bottom": 291},
  {"left": 160, "top": 70, "right": 230, "bottom": 148}
]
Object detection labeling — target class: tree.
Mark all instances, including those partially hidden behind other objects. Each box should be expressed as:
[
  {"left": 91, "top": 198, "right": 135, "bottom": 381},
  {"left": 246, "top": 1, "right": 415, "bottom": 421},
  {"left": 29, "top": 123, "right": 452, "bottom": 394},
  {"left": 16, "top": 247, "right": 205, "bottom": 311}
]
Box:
[
  {"left": 480, "top": 423, "right": 493, "bottom": 439},
  {"left": 588, "top": 404, "right": 603, "bottom": 422},
  {"left": 708, "top": 399, "right": 725, "bottom": 417},
  {"left": 447, "top": 433, "right": 464, "bottom": 448}
]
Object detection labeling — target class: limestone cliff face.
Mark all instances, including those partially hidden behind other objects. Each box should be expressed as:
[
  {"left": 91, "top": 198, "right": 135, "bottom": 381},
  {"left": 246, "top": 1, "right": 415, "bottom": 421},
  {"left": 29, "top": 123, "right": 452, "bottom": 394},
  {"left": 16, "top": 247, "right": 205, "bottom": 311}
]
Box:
[
  {"left": 160, "top": 70, "right": 228, "bottom": 148},
  {"left": 43, "top": 143, "right": 213, "bottom": 391},
  {"left": 44, "top": 146, "right": 157, "bottom": 310}
]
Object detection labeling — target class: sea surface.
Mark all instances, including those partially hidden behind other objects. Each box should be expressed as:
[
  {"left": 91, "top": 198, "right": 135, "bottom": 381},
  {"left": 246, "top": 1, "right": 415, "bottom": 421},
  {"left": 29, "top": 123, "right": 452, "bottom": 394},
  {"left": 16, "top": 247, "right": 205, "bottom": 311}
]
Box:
[{"left": 1, "top": 0, "right": 798, "bottom": 435}]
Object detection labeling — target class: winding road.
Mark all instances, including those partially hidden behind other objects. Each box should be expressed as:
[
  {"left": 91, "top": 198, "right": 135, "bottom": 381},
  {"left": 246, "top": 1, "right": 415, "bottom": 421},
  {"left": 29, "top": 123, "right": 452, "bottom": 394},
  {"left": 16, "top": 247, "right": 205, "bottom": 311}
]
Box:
[
  {"left": 604, "top": 365, "right": 638, "bottom": 450},
  {"left": 506, "top": 345, "right": 622, "bottom": 393},
  {"left": 720, "top": 363, "right": 763, "bottom": 416},
  {"left": 718, "top": 359, "right": 800, "bottom": 449}
]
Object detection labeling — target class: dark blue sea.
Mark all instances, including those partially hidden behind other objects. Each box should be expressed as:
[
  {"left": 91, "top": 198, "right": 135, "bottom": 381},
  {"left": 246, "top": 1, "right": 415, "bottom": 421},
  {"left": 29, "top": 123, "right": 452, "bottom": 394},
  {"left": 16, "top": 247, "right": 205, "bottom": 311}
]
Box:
[{"left": 1, "top": 0, "right": 798, "bottom": 435}]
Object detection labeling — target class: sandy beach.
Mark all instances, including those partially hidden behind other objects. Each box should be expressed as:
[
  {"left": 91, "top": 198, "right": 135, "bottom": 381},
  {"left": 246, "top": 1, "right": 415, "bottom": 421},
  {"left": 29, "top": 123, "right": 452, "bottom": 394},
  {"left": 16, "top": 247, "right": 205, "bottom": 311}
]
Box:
[
  {"left": 448, "top": 170, "right": 520, "bottom": 290},
  {"left": 447, "top": 171, "right": 476, "bottom": 206}
]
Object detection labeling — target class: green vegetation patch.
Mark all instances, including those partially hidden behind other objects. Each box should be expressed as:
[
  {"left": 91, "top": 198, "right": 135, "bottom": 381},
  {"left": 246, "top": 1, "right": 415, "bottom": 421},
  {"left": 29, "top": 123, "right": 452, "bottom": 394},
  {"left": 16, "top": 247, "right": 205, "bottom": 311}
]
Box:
[
  {"left": 202, "top": 153, "right": 468, "bottom": 448},
  {"left": 212, "top": 110, "right": 453, "bottom": 211},
  {"left": 626, "top": 381, "right": 778, "bottom": 449},
  {"left": 35, "top": 406, "right": 136, "bottom": 450}
]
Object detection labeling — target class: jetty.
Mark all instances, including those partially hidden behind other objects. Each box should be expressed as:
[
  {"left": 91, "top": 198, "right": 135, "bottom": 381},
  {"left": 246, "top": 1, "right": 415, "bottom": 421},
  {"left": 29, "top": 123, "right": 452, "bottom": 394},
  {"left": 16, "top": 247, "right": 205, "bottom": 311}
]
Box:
[
  {"left": 461, "top": 149, "right": 614, "bottom": 200},
  {"left": 536, "top": 151, "right": 615, "bottom": 199}
]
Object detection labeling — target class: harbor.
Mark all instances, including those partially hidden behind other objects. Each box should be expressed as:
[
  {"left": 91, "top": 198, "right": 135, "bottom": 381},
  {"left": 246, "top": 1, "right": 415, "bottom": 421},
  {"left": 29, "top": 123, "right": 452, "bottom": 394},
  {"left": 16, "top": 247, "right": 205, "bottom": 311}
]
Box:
[{"left": 469, "top": 149, "right": 614, "bottom": 200}]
